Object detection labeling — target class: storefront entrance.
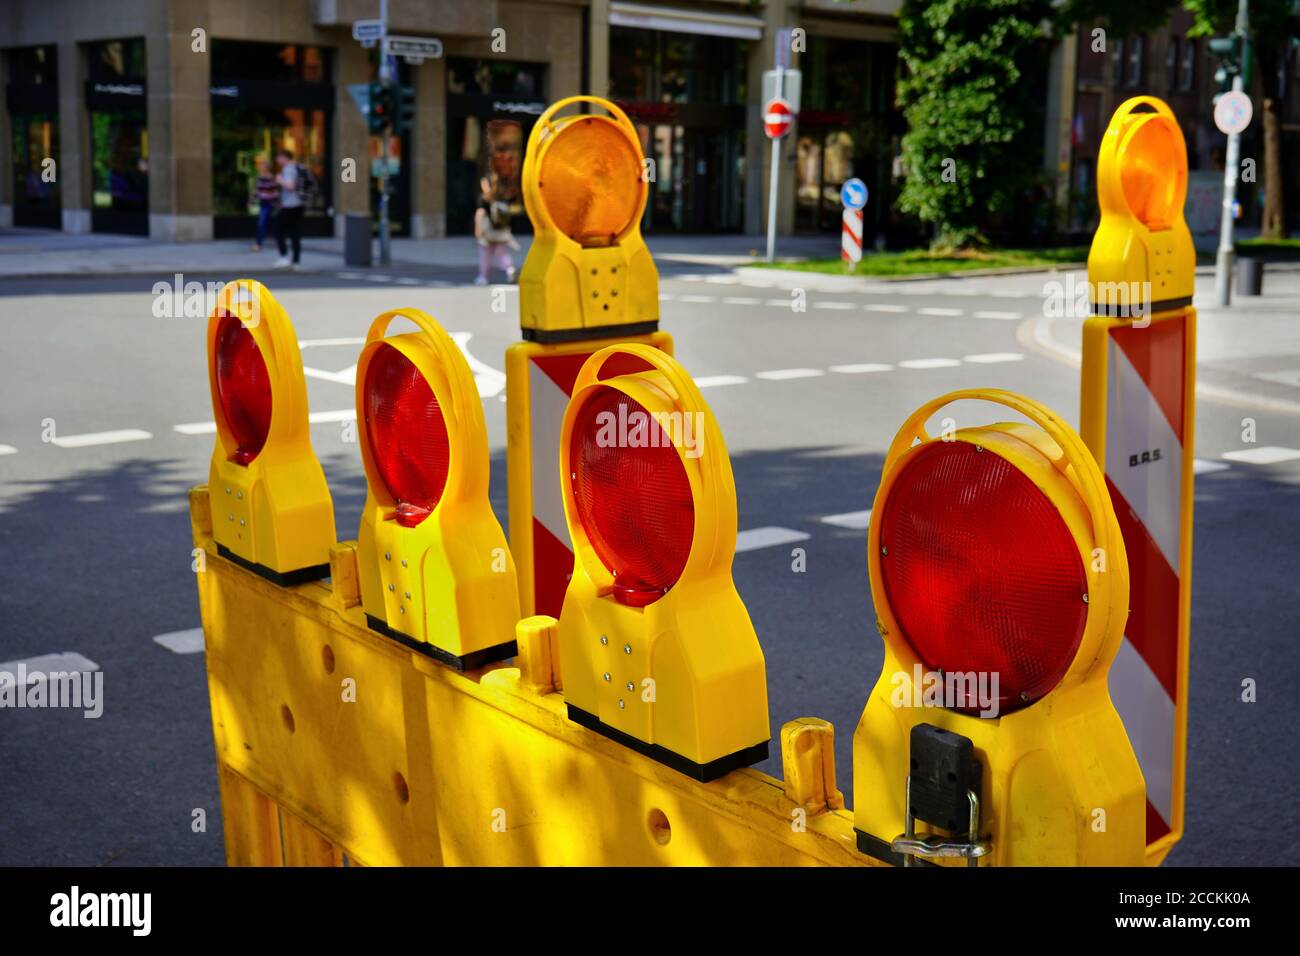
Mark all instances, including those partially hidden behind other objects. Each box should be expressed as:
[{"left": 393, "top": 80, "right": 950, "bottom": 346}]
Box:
[{"left": 6, "top": 45, "right": 60, "bottom": 229}]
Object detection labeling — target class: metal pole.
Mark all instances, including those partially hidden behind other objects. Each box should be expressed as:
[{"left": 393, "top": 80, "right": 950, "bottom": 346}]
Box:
[
  {"left": 377, "top": 0, "right": 392, "bottom": 267},
  {"left": 765, "top": 66, "right": 783, "bottom": 264},
  {"left": 1214, "top": 0, "right": 1250, "bottom": 307}
]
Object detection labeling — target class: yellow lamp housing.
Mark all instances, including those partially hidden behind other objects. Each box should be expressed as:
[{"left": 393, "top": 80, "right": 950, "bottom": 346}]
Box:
[
  {"left": 557, "top": 344, "right": 769, "bottom": 781},
  {"left": 205, "top": 279, "right": 335, "bottom": 585},
  {"left": 354, "top": 308, "right": 521, "bottom": 671},
  {"left": 1088, "top": 96, "right": 1195, "bottom": 319},
  {"left": 518, "top": 96, "right": 659, "bottom": 343},
  {"left": 853, "top": 389, "right": 1146, "bottom": 866}
]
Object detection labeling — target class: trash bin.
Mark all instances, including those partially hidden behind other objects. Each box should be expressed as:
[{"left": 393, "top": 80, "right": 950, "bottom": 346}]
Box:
[
  {"left": 1237, "top": 256, "right": 1263, "bottom": 296},
  {"left": 344, "top": 213, "right": 372, "bottom": 267}
]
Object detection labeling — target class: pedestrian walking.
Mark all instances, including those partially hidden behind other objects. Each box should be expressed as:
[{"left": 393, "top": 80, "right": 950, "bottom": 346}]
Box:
[
  {"left": 274, "top": 148, "right": 304, "bottom": 270},
  {"left": 251, "top": 157, "right": 279, "bottom": 252},
  {"left": 474, "top": 173, "right": 519, "bottom": 285}
]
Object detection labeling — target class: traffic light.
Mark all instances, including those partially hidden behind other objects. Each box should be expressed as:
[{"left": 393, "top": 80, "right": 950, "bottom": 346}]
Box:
[
  {"left": 368, "top": 81, "right": 392, "bottom": 134},
  {"left": 205, "top": 280, "right": 335, "bottom": 584},
  {"left": 394, "top": 84, "right": 415, "bottom": 136},
  {"left": 1088, "top": 96, "right": 1195, "bottom": 318},
  {"left": 853, "top": 389, "right": 1145, "bottom": 866},
  {"left": 354, "top": 308, "right": 521, "bottom": 670},
  {"left": 1208, "top": 32, "right": 1252, "bottom": 98},
  {"left": 518, "top": 96, "right": 658, "bottom": 342},
  {"left": 555, "top": 344, "right": 769, "bottom": 781}
]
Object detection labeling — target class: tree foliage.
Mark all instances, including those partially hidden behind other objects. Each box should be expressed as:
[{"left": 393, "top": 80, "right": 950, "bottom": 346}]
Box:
[{"left": 895, "top": 0, "right": 1055, "bottom": 250}]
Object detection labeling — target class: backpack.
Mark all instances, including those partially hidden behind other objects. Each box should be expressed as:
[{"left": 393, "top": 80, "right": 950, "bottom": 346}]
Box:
[{"left": 294, "top": 163, "right": 319, "bottom": 206}]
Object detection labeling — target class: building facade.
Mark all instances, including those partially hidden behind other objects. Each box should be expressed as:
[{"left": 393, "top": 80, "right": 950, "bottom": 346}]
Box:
[{"left": 0, "top": 0, "right": 903, "bottom": 241}]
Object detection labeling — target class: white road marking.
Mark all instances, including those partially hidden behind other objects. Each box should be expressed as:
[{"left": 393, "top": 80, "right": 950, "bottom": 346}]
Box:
[
  {"left": 395, "top": 277, "right": 422, "bottom": 286},
  {"left": 813, "top": 301, "right": 856, "bottom": 310},
  {"left": 451, "top": 331, "right": 507, "bottom": 398},
  {"left": 899, "top": 358, "right": 961, "bottom": 369},
  {"left": 973, "top": 310, "right": 1024, "bottom": 321},
  {"left": 336, "top": 271, "right": 365, "bottom": 280},
  {"left": 307, "top": 409, "right": 357, "bottom": 424},
  {"left": 0, "top": 652, "right": 100, "bottom": 686},
  {"left": 679, "top": 294, "right": 716, "bottom": 303},
  {"left": 963, "top": 352, "right": 1024, "bottom": 364},
  {"left": 1221, "top": 446, "right": 1300, "bottom": 465},
  {"left": 174, "top": 420, "right": 218, "bottom": 435},
  {"left": 303, "top": 365, "right": 358, "bottom": 385},
  {"left": 694, "top": 375, "right": 748, "bottom": 388},
  {"left": 51, "top": 429, "right": 152, "bottom": 448},
  {"left": 820, "top": 509, "right": 872, "bottom": 530},
  {"left": 704, "top": 275, "right": 739, "bottom": 284},
  {"left": 1193, "top": 458, "right": 1230, "bottom": 475},
  {"left": 917, "top": 307, "right": 964, "bottom": 316},
  {"left": 299, "top": 337, "right": 367, "bottom": 349},
  {"left": 365, "top": 274, "right": 393, "bottom": 283},
  {"left": 426, "top": 280, "right": 454, "bottom": 288},
  {"left": 153, "top": 628, "right": 205, "bottom": 655},
  {"left": 756, "top": 368, "right": 825, "bottom": 380},
  {"left": 0, "top": 444, "right": 15, "bottom": 456},
  {"left": 1253, "top": 369, "right": 1300, "bottom": 388},
  {"left": 735, "top": 526, "right": 811, "bottom": 552},
  {"left": 658, "top": 293, "right": 674, "bottom": 302},
  {"left": 765, "top": 298, "right": 795, "bottom": 307},
  {"left": 990, "top": 291, "right": 1031, "bottom": 298},
  {"left": 830, "top": 363, "right": 892, "bottom": 374},
  {"left": 864, "top": 303, "right": 907, "bottom": 313},
  {"left": 722, "top": 296, "right": 762, "bottom": 305}
]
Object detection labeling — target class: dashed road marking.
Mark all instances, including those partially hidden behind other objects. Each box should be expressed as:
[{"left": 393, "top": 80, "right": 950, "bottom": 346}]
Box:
[
  {"left": 365, "top": 274, "right": 393, "bottom": 283},
  {"left": 736, "top": 526, "right": 811, "bottom": 552},
  {"left": 756, "top": 368, "right": 825, "bottom": 380},
  {"left": 153, "top": 628, "right": 205, "bottom": 655},
  {"left": 813, "top": 301, "right": 856, "bottom": 310},
  {"left": 765, "top": 298, "right": 793, "bottom": 308},
  {"left": 395, "top": 277, "right": 422, "bottom": 286},
  {"left": 659, "top": 293, "right": 673, "bottom": 302},
  {"left": 830, "top": 363, "right": 892, "bottom": 374},
  {"left": 864, "top": 303, "right": 907, "bottom": 313},
  {"left": 917, "top": 307, "right": 964, "bottom": 317},
  {"left": 722, "top": 296, "right": 761, "bottom": 305},
  {"left": 51, "top": 429, "right": 152, "bottom": 448},
  {"left": 899, "top": 358, "right": 961, "bottom": 369},
  {"left": 1193, "top": 459, "right": 1230, "bottom": 475},
  {"left": 303, "top": 365, "right": 357, "bottom": 385},
  {"left": 680, "top": 294, "right": 716, "bottom": 303},
  {"left": 0, "top": 652, "right": 100, "bottom": 686},
  {"left": 820, "top": 509, "right": 872, "bottom": 530},
  {"left": 694, "top": 375, "right": 748, "bottom": 388},
  {"left": 0, "top": 444, "right": 15, "bottom": 456},
  {"left": 299, "top": 337, "right": 367, "bottom": 348},
  {"left": 973, "top": 310, "right": 1024, "bottom": 321},
  {"left": 963, "top": 352, "right": 1024, "bottom": 364},
  {"left": 1221, "top": 446, "right": 1300, "bottom": 465}
]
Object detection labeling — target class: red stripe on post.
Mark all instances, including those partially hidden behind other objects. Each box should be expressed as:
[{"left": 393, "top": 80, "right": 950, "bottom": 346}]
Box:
[{"left": 1110, "top": 318, "right": 1186, "bottom": 441}]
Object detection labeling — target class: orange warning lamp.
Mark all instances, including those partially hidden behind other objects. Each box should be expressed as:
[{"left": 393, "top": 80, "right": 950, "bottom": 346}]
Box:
[
  {"left": 1089, "top": 96, "right": 1195, "bottom": 317},
  {"left": 556, "top": 344, "right": 769, "bottom": 780},
  {"left": 205, "top": 279, "right": 335, "bottom": 584},
  {"left": 354, "top": 308, "right": 520, "bottom": 670},
  {"left": 854, "top": 390, "right": 1146, "bottom": 866},
  {"left": 519, "top": 96, "right": 659, "bottom": 343}
]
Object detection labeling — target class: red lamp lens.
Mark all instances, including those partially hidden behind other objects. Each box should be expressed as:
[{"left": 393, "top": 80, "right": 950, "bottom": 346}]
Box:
[
  {"left": 569, "top": 387, "right": 694, "bottom": 607},
  {"left": 877, "top": 440, "right": 1088, "bottom": 715},
  {"left": 214, "top": 313, "right": 272, "bottom": 465},
  {"left": 364, "top": 343, "right": 449, "bottom": 528}
]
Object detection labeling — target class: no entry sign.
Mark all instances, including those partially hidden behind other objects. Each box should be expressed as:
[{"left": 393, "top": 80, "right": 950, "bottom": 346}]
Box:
[{"left": 764, "top": 98, "right": 793, "bottom": 139}]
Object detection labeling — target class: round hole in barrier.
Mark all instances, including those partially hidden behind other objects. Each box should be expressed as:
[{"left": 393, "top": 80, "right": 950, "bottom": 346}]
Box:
[
  {"left": 322, "top": 644, "right": 336, "bottom": 674},
  {"left": 280, "top": 704, "right": 295, "bottom": 734},
  {"left": 647, "top": 808, "right": 671, "bottom": 846},
  {"left": 393, "top": 771, "right": 410, "bottom": 804}
]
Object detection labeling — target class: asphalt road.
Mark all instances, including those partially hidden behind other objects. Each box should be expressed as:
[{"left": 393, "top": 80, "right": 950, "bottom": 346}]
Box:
[{"left": 1, "top": 258, "right": 1297, "bottom": 866}]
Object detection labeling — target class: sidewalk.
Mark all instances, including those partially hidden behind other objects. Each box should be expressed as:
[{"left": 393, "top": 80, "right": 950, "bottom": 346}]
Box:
[{"left": 0, "top": 228, "right": 840, "bottom": 280}]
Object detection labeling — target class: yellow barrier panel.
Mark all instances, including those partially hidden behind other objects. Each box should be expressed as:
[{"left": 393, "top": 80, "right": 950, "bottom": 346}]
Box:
[
  {"left": 1081, "top": 95, "right": 1195, "bottom": 865},
  {"left": 193, "top": 488, "right": 871, "bottom": 867},
  {"left": 854, "top": 389, "right": 1145, "bottom": 866},
  {"left": 205, "top": 279, "right": 335, "bottom": 584}
]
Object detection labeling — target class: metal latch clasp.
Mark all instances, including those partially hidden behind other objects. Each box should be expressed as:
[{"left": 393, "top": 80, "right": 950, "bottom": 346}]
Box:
[{"left": 892, "top": 777, "right": 991, "bottom": 867}]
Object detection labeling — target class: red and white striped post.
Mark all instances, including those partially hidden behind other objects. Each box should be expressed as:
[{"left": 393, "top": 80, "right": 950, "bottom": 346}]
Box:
[{"left": 842, "top": 208, "right": 864, "bottom": 266}]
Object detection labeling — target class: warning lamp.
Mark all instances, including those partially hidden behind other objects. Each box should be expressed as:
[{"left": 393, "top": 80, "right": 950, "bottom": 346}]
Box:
[
  {"left": 556, "top": 344, "right": 769, "bottom": 781},
  {"left": 1089, "top": 96, "right": 1195, "bottom": 318},
  {"left": 355, "top": 308, "right": 521, "bottom": 670},
  {"left": 853, "top": 389, "right": 1146, "bottom": 866},
  {"left": 518, "top": 96, "right": 659, "bottom": 343},
  {"left": 205, "top": 279, "right": 335, "bottom": 584}
]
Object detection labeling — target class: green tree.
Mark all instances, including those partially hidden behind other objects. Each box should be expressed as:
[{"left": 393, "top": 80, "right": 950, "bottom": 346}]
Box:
[
  {"left": 1184, "top": 0, "right": 1300, "bottom": 239},
  {"left": 895, "top": 0, "right": 1055, "bottom": 250}
]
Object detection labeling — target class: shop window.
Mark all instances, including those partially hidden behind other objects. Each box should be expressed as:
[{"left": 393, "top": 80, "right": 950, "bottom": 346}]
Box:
[{"left": 1179, "top": 38, "right": 1197, "bottom": 93}]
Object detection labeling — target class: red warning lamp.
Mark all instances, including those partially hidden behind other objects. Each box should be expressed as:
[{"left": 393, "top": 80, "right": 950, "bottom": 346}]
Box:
[
  {"left": 214, "top": 313, "right": 273, "bottom": 465},
  {"left": 876, "top": 440, "right": 1089, "bottom": 714},
  {"left": 362, "top": 343, "right": 450, "bottom": 529},
  {"left": 568, "top": 386, "right": 695, "bottom": 607}
]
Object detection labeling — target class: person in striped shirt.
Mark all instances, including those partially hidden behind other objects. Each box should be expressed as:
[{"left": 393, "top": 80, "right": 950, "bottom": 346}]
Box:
[{"left": 251, "top": 158, "right": 279, "bottom": 252}]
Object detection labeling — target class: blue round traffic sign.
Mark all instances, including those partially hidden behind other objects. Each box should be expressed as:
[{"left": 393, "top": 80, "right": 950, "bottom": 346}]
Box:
[{"left": 841, "top": 177, "right": 868, "bottom": 210}]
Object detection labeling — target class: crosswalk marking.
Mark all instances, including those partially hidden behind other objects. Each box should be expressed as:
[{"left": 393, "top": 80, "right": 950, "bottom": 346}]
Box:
[{"left": 820, "top": 509, "right": 872, "bottom": 530}]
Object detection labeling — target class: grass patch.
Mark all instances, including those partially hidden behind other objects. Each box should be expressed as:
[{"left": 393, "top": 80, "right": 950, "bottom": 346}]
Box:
[
  {"left": 753, "top": 246, "right": 1089, "bottom": 277},
  {"left": 1236, "top": 237, "right": 1300, "bottom": 259}
]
